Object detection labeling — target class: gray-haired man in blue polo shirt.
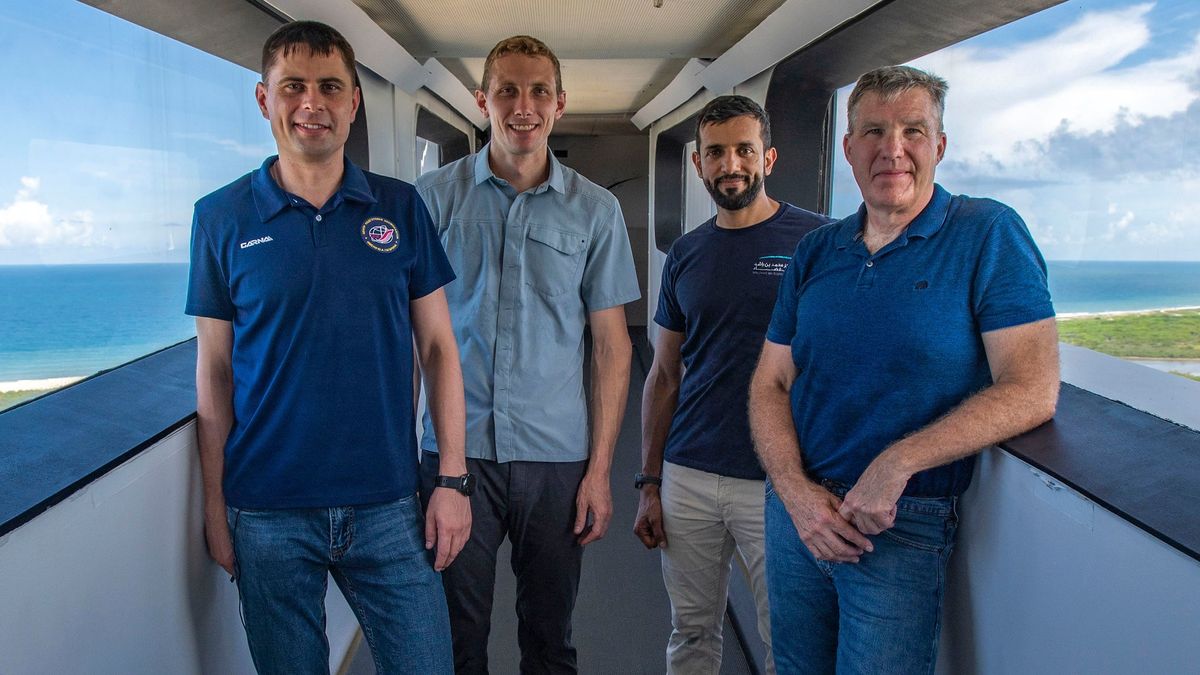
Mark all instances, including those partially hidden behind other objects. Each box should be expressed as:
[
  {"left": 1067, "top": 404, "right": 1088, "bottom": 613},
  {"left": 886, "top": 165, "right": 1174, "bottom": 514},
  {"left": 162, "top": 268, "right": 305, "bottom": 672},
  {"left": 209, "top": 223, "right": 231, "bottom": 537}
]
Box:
[
  {"left": 750, "top": 65, "right": 1060, "bottom": 673},
  {"left": 415, "top": 35, "right": 640, "bottom": 674}
]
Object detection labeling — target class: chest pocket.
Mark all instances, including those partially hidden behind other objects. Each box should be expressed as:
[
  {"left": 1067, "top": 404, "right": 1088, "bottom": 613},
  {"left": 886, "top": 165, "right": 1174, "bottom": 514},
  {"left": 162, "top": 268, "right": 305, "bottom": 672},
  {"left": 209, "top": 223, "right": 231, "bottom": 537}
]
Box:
[{"left": 524, "top": 225, "right": 588, "bottom": 298}]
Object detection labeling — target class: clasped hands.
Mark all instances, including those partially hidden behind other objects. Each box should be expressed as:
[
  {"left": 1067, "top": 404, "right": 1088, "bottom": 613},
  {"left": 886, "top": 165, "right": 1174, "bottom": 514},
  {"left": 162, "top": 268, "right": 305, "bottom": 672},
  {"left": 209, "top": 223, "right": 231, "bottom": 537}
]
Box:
[{"left": 784, "top": 452, "right": 910, "bottom": 563}]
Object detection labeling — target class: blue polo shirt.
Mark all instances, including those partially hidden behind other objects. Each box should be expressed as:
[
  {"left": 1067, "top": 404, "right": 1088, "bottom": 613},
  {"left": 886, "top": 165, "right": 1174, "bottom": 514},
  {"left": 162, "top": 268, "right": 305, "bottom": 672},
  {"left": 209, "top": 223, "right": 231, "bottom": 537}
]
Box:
[
  {"left": 655, "top": 203, "right": 832, "bottom": 480},
  {"left": 185, "top": 156, "right": 455, "bottom": 509},
  {"left": 415, "top": 146, "right": 640, "bottom": 463},
  {"left": 765, "top": 185, "right": 1054, "bottom": 497}
]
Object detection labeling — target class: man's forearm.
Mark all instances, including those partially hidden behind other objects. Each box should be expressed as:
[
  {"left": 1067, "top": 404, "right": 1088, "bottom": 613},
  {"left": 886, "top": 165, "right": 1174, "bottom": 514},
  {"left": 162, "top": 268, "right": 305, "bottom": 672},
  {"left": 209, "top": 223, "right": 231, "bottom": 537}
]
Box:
[
  {"left": 874, "top": 320, "right": 1060, "bottom": 479},
  {"left": 639, "top": 361, "right": 678, "bottom": 477},
  {"left": 749, "top": 368, "right": 813, "bottom": 502},
  {"left": 588, "top": 329, "right": 632, "bottom": 474},
  {"left": 196, "top": 364, "right": 234, "bottom": 512},
  {"left": 420, "top": 340, "right": 467, "bottom": 476},
  {"left": 879, "top": 378, "right": 1059, "bottom": 478}
]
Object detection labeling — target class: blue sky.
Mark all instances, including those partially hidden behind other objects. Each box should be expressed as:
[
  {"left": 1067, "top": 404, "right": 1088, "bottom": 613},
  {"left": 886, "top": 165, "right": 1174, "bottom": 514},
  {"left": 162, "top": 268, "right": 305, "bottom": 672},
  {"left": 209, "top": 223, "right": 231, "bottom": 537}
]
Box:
[
  {"left": 831, "top": 0, "right": 1200, "bottom": 261},
  {"left": 1, "top": 0, "right": 1198, "bottom": 263},
  {"left": 0, "top": 0, "right": 273, "bottom": 265}
]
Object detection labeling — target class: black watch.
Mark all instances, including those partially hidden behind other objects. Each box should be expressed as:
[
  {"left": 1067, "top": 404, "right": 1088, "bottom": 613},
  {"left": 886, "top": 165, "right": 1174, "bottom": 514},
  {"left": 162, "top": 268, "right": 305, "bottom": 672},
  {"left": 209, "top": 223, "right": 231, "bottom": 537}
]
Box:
[
  {"left": 634, "top": 473, "right": 662, "bottom": 489},
  {"left": 434, "top": 473, "right": 476, "bottom": 496}
]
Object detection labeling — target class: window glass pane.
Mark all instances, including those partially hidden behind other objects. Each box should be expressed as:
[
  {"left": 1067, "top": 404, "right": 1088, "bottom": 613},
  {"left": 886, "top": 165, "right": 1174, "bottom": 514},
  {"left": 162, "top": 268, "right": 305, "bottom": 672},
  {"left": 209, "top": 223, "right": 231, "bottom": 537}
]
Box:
[
  {"left": 830, "top": 0, "right": 1200, "bottom": 383},
  {"left": 416, "top": 137, "right": 441, "bottom": 176},
  {"left": 0, "top": 0, "right": 275, "bottom": 410},
  {"left": 682, "top": 141, "right": 716, "bottom": 233}
]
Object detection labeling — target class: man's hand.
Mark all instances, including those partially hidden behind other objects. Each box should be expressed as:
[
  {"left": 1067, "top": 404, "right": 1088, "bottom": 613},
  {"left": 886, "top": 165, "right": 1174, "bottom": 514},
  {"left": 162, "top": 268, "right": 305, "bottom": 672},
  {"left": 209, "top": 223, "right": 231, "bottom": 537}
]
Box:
[
  {"left": 574, "top": 472, "right": 612, "bottom": 546},
  {"left": 425, "top": 489, "right": 472, "bottom": 571},
  {"left": 632, "top": 486, "right": 667, "bottom": 549},
  {"left": 781, "top": 482, "right": 874, "bottom": 563},
  {"left": 204, "top": 509, "right": 236, "bottom": 577},
  {"left": 838, "top": 451, "right": 910, "bottom": 535}
]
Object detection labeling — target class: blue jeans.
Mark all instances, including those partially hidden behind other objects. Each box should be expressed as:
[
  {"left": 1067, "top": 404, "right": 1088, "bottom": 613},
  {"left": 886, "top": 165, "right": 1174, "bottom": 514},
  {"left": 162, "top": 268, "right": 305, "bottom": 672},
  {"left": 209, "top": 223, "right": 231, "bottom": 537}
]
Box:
[
  {"left": 764, "top": 481, "right": 958, "bottom": 675},
  {"left": 227, "top": 494, "right": 453, "bottom": 674}
]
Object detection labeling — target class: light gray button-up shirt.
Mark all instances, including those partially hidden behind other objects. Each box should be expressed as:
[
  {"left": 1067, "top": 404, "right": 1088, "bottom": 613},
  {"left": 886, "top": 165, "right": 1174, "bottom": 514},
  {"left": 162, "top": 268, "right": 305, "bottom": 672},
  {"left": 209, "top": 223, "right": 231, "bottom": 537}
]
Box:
[{"left": 415, "top": 146, "right": 640, "bottom": 463}]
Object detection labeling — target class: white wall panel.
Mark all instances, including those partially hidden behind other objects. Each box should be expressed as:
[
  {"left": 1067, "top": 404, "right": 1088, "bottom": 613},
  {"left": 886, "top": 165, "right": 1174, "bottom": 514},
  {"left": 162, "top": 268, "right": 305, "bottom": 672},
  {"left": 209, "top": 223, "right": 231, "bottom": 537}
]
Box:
[{"left": 0, "top": 425, "right": 359, "bottom": 674}]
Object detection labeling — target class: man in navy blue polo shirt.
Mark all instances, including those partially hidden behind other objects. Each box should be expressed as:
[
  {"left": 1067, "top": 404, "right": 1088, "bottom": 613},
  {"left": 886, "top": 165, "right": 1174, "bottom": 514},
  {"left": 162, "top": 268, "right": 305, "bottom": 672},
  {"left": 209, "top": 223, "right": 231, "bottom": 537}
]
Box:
[
  {"left": 186, "top": 22, "right": 468, "bottom": 673},
  {"left": 750, "top": 66, "right": 1060, "bottom": 673},
  {"left": 635, "top": 95, "right": 831, "bottom": 674}
]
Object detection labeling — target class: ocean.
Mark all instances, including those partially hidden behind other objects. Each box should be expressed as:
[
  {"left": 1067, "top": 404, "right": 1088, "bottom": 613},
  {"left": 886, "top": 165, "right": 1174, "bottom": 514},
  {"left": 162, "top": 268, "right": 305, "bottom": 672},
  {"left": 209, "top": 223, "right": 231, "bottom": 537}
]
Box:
[
  {"left": 1, "top": 261, "right": 1200, "bottom": 382},
  {"left": 0, "top": 264, "right": 193, "bottom": 382}
]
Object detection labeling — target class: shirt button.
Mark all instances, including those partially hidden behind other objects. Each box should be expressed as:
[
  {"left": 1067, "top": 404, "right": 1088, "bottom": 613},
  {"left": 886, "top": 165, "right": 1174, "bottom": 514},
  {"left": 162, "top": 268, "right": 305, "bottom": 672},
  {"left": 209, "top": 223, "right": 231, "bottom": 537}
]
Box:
[
  {"left": 315, "top": 214, "right": 323, "bottom": 222},
  {"left": 865, "top": 260, "right": 874, "bottom": 268}
]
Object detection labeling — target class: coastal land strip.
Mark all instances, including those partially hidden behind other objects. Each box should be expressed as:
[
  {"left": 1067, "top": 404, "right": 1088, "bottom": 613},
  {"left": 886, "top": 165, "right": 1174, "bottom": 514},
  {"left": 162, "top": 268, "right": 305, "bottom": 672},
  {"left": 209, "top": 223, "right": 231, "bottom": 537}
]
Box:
[
  {"left": 1, "top": 308, "right": 1198, "bottom": 413},
  {"left": 1057, "top": 307, "right": 1200, "bottom": 381}
]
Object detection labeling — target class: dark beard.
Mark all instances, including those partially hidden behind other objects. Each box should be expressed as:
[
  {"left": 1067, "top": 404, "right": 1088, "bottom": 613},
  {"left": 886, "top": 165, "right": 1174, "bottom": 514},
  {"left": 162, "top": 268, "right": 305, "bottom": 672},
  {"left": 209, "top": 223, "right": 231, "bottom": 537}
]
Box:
[{"left": 703, "top": 173, "right": 763, "bottom": 211}]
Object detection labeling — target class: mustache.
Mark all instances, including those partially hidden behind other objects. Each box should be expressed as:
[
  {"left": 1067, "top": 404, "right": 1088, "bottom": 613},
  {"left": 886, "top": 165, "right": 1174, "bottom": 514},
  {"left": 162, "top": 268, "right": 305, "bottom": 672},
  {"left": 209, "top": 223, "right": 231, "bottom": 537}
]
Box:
[{"left": 715, "top": 173, "right": 751, "bottom": 184}]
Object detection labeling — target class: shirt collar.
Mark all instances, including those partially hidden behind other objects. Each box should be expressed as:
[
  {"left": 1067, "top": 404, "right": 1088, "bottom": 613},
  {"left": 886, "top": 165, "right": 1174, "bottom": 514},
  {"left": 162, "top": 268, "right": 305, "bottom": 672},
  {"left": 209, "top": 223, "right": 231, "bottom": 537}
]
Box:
[
  {"left": 472, "top": 142, "right": 565, "bottom": 194},
  {"left": 835, "top": 183, "right": 951, "bottom": 250},
  {"left": 252, "top": 155, "right": 376, "bottom": 222}
]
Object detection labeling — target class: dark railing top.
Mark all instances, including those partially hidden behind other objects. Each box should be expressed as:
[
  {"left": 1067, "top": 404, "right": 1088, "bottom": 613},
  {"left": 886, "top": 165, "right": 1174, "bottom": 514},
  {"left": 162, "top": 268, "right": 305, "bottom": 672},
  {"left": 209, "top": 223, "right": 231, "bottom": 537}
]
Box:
[{"left": 1001, "top": 383, "right": 1200, "bottom": 563}]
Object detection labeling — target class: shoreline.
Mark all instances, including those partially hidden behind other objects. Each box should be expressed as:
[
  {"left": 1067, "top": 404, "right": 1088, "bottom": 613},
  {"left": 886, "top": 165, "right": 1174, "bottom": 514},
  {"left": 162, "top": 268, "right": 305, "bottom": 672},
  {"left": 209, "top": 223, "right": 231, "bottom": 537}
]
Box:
[
  {"left": 0, "top": 376, "right": 84, "bottom": 393},
  {"left": 1057, "top": 305, "right": 1200, "bottom": 320},
  {"left": 2, "top": 308, "right": 1197, "bottom": 389}
]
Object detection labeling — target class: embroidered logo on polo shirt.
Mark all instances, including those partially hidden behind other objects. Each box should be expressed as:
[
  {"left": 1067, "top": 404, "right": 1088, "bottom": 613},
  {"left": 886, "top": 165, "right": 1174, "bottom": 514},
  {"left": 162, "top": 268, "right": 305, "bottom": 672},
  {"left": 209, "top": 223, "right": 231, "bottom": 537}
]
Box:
[
  {"left": 752, "top": 255, "right": 791, "bottom": 276},
  {"left": 239, "top": 235, "right": 274, "bottom": 250},
  {"left": 361, "top": 217, "right": 399, "bottom": 253}
]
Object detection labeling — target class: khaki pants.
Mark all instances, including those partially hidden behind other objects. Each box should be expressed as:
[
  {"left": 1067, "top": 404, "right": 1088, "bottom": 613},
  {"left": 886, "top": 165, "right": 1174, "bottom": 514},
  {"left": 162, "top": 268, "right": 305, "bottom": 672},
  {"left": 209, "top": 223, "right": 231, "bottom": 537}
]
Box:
[{"left": 660, "top": 461, "right": 774, "bottom": 675}]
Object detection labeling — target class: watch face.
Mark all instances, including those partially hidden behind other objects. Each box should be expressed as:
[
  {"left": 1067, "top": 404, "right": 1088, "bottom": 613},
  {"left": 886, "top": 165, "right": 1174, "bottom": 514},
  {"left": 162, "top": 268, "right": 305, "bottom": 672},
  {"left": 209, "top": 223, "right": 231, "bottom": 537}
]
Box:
[{"left": 460, "top": 473, "right": 477, "bottom": 496}]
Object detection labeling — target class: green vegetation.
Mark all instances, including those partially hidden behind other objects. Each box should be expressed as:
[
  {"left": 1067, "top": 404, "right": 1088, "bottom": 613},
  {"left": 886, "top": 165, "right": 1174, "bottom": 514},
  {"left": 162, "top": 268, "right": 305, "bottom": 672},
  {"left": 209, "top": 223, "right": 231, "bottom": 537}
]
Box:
[
  {"left": 0, "top": 389, "right": 46, "bottom": 412},
  {"left": 1057, "top": 309, "right": 1200, "bottom": 359},
  {"left": 1172, "top": 371, "right": 1200, "bottom": 382}
]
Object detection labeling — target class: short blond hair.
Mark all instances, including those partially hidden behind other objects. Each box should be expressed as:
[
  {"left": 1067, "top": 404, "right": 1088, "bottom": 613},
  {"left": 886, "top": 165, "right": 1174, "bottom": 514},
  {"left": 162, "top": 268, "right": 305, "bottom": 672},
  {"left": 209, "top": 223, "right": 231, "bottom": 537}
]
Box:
[{"left": 480, "top": 35, "right": 562, "bottom": 94}]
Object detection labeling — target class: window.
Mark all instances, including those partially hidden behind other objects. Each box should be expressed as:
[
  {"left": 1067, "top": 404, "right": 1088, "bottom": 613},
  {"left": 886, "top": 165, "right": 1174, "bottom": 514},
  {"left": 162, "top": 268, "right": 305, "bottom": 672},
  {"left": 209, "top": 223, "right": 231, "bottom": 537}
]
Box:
[
  {"left": 416, "top": 137, "right": 442, "bottom": 176},
  {"left": 829, "top": 0, "right": 1200, "bottom": 383},
  {"left": 681, "top": 141, "right": 716, "bottom": 233},
  {"left": 0, "top": 0, "right": 275, "bottom": 411},
  {"left": 415, "top": 106, "right": 471, "bottom": 175}
]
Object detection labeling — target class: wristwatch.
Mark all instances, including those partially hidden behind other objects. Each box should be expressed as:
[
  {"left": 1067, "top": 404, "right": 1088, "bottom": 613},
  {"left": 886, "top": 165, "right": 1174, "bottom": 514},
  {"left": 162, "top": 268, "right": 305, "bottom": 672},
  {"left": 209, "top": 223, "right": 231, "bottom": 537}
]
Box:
[
  {"left": 634, "top": 473, "right": 662, "bottom": 489},
  {"left": 434, "top": 473, "right": 477, "bottom": 496}
]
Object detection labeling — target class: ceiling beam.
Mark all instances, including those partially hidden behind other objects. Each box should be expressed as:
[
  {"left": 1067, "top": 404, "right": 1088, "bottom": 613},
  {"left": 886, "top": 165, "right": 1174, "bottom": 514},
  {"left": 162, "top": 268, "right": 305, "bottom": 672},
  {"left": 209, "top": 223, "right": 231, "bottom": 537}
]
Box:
[
  {"left": 630, "top": 59, "right": 708, "bottom": 131},
  {"left": 632, "top": 0, "right": 883, "bottom": 129}
]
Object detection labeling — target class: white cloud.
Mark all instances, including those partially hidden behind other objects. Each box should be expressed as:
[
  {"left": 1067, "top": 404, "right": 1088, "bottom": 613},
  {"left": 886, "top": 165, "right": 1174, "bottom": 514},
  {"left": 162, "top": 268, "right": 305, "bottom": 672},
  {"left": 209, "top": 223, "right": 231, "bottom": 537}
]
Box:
[
  {"left": 912, "top": 4, "right": 1200, "bottom": 165},
  {"left": 1100, "top": 208, "right": 1135, "bottom": 241},
  {"left": 0, "top": 178, "right": 96, "bottom": 248}
]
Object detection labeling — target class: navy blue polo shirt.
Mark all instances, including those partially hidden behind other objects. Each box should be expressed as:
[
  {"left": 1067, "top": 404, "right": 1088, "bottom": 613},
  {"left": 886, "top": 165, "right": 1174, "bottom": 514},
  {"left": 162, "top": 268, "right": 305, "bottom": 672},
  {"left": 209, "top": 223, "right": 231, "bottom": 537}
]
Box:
[
  {"left": 655, "top": 203, "right": 832, "bottom": 479},
  {"left": 765, "top": 185, "right": 1054, "bottom": 497},
  {"left": 185, "top": 156, "right": 455, "bottom": 509}
]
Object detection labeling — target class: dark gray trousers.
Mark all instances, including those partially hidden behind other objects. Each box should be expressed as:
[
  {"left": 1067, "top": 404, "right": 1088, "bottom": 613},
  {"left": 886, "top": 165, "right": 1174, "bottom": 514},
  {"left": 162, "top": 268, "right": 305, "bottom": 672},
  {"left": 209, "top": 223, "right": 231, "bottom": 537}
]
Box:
[{"left": 420, "top": 451, "right": 588, "bottom": 675}]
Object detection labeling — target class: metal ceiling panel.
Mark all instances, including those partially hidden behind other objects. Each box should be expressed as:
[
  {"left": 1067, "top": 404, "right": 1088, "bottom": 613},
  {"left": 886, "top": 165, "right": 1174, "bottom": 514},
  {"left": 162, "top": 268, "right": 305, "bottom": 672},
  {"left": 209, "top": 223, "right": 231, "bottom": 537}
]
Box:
[
  {"left": 351, "top": 0, "right": 786, "bottom": 119},
  {"left": 350, "top": 0, "right": 788, "bottom": 58}
]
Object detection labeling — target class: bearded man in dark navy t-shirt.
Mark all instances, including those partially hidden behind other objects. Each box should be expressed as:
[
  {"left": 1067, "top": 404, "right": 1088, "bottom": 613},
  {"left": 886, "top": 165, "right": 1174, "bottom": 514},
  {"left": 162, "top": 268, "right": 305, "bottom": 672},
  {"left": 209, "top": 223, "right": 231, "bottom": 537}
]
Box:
[{"left": 634, "top": 95, "right": 832, "bottom": 674}]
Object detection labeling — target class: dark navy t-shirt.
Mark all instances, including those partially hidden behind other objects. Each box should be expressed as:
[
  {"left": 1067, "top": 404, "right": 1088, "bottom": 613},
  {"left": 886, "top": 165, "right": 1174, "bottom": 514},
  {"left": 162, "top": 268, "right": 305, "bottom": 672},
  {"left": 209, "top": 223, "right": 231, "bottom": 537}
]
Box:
[
  {"left": 655, "top": 203, "right": 832, "bottom": 479},
  {"left": 766, "top": 185, "right": 1055, "bottom": 497},
  {"left": 186, "top": 156, "right": 455, "bottom": 509}
]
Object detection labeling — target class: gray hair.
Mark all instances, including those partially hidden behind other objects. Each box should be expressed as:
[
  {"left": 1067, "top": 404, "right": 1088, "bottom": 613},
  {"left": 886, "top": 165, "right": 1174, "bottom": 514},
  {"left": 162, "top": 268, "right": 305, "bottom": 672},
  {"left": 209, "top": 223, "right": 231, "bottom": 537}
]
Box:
[{"left": 846, "top": 65, "right": 948, "bottom": 132}]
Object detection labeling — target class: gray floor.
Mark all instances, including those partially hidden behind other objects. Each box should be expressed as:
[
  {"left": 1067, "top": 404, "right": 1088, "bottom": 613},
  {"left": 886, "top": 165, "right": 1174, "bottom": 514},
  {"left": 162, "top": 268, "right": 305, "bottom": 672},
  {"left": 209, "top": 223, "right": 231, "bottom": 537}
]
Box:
[{"left": 348, "top": 330, "right": 763, "bottom": 674}]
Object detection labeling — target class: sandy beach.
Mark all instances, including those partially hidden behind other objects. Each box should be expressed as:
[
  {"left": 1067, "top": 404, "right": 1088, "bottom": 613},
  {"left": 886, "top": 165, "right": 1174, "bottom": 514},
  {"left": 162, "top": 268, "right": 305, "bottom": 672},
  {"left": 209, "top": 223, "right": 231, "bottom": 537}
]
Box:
[
  {"left": 0, "top": 376, "right": 84, "bottom": 394},
  {"left": 1057, "top": 305, "right": 1200, "bottom": 320}
]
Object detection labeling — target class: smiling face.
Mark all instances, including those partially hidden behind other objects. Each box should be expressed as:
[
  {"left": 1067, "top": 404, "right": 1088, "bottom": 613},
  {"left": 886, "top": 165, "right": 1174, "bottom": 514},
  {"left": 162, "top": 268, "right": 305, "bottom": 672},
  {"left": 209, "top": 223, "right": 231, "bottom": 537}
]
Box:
[
  {"left": 476, "top": 53, "right": 565, "bottom": 163},
  {"left": 256, "top": 46, "right": 360, "bottom": 165},
  {"left": 692, "top": 115, "right": 777, "bottom": 212},
  {"left": 843, "top": 87, "right": 946, "bottom": 221}
]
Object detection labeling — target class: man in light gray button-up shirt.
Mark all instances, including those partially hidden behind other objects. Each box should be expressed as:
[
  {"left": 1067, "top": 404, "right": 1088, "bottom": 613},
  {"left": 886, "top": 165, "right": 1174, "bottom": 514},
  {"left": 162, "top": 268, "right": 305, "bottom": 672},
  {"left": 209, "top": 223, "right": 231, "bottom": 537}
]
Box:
[{"left": 416, "top": 35, "right": 640, "bottom": 674}]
